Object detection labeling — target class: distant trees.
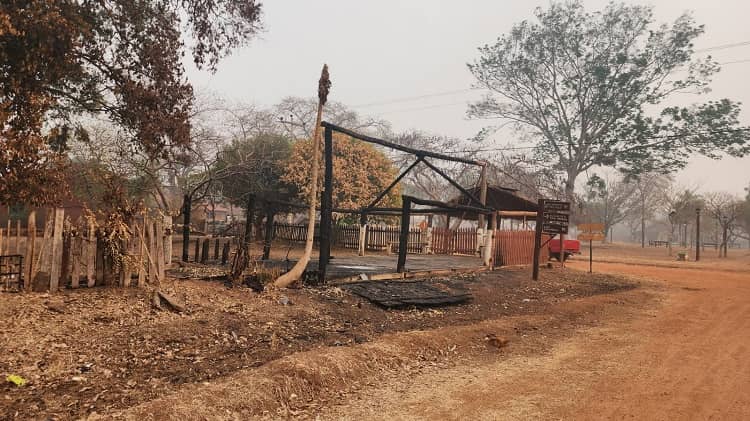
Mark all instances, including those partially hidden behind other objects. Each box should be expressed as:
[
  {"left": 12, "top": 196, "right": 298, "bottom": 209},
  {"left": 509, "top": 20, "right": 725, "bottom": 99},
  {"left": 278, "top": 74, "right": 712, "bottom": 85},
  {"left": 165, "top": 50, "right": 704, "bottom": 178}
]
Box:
[
  {"left": 662, "top": 185, "right": 702, "bottom": 255},
  {"left": 704, "top": 192, "right": 743, "bottom": 257},
  {"left": 629, "top": 173, "right": 672, "bottom": 247},
  {"left": 468, "top": 1, "right": 749, "bottom": 202},
  {"left": 0, "top": 0, "right": 263, "bottom": 205},
  {"left": 580, "top": 174, "right": 635, "bottom": 242}
]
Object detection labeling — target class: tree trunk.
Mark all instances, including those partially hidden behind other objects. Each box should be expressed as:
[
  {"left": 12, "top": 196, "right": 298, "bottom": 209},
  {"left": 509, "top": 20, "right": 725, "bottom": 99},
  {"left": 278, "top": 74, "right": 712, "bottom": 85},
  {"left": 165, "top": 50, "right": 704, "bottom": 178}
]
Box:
[
  {"left": 181, "top": 194, "right": 191, "bottom": 262},
  {"left": 722, "top": 226, "right": 728, "bottom": 257},
  {"left": 274, "top": 64, "right": 330, "bottom": 288},
  {"left": 641, "top": 215, "right": 646, "bottom": 248}
]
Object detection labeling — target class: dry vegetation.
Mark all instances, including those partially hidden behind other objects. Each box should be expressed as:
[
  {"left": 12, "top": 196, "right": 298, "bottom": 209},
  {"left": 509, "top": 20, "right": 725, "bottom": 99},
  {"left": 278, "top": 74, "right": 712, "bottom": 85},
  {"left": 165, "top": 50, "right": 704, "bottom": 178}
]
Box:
[{"left": 0, "top": 267, "right": 637, "bottom": 420}]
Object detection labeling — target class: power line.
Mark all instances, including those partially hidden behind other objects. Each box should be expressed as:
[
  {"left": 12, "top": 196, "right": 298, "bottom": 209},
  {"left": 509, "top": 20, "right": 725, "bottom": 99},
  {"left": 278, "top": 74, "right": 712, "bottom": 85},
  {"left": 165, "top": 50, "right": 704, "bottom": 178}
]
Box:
[
  {"left": 695, "top": 40, "right": 750, "bottom": 53},
  {"left": 438, "top": 128, "right": 750, "bottom": 155},
  {"left": 352, "top": 89, "right": 478, "bottom": 108}
]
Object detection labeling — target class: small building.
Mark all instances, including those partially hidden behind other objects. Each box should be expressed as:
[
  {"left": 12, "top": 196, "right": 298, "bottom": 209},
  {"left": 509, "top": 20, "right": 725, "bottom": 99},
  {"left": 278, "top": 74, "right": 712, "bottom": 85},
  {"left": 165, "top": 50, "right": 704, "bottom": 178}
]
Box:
[{"left": 445, "top": 185, "right": 539, "bottom": 229}]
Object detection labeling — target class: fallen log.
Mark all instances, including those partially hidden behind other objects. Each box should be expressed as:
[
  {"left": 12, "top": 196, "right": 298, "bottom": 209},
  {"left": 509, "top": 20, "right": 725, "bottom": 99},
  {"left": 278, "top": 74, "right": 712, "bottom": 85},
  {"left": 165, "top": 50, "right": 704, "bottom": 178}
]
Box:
[{"left": 151, "top": 290, "right": 187, "bottom": 313}]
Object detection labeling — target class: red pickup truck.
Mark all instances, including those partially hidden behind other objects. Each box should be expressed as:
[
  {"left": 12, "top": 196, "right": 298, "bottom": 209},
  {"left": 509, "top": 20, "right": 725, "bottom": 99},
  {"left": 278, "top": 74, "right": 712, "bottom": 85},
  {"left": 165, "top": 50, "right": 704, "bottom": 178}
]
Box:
[{"left": 549, "top": 239, "right": 581, "bottom": 261}]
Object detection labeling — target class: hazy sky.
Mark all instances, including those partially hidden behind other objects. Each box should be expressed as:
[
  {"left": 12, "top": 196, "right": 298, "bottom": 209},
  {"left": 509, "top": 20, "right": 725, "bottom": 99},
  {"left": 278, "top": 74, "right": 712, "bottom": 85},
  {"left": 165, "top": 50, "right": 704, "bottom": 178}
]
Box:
[{"left": 187, "top": 0, "right": 750, "bottom": 196}]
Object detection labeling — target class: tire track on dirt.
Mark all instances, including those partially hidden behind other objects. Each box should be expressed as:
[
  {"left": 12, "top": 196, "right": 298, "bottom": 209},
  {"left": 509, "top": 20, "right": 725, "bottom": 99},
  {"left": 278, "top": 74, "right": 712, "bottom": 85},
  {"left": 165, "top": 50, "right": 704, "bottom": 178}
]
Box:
[{"left": 322, "top": 263, "right": 750, "bottom": 420}]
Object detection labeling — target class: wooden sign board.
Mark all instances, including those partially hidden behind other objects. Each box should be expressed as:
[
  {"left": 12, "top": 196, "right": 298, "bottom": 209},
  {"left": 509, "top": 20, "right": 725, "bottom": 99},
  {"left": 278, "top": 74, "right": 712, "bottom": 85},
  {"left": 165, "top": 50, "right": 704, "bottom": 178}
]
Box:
[
  {"left": 544, "top": 212, "right": 569, "bottom": 223},
  {"left": 543, "top": 200, "right": 570, "bottom": 213},
  {"left": 579, "top": 223, "right": 605, "bottom": 232},
  {"left": 543, "top": 223, "right": 568, "bottom": 235},
  {"left": 579, "top": 232, "right": 605, "bottom": 241}
]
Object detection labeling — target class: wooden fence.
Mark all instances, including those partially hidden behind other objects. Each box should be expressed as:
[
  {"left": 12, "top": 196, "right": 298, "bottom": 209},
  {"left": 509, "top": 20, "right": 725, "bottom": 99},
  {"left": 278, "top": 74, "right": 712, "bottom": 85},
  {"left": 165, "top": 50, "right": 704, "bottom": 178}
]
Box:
[
  {"left": 493, "top": 231, "right": 550, "bottom": 266},
  {"left": 0, "top": 208, "right": 173, "bottom": 293},
  {"left": 432, "top": 228, "right": 478, "bottom": 255},
  {"left": 271, "top": 223, "right": 425, "bottom": 253}
]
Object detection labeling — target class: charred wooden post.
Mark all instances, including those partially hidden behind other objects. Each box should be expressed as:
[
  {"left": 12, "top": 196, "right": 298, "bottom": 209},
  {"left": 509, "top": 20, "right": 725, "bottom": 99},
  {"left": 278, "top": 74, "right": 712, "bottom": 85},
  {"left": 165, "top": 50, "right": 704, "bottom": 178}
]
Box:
[
  {"left": 214, "top": 237, "right": 220, "bottom": 260},
  {"left": 221, "top": 241, "right": 230, "bottom": 265},
  {"left": 397, "top": 196, "right": 412, "bottom": 273},
  {"left": 478, "top": 163, "right": 488, "bottom": 228},
  {"left": 318, "top": 126, "right": 334, "bottom": 282},
  {"left": 181, "top": 194, "right": 191, "bottom": 262},
  {"left": 532, "top": 199, "right": 545, "bottom": 281},
  {"left": 262, "top": 206, "right": 275, "bottom": 260},
  {"left": 244, "top": 194, "right": 255, "bottom": 253},
  {"left": 201, "top": 238, "right": 209, "bottom": 263}
]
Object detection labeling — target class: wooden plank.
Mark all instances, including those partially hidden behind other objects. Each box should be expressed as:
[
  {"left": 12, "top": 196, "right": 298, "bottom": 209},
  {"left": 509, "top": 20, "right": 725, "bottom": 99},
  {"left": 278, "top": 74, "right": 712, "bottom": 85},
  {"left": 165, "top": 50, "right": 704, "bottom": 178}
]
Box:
[
  {"left": 25, "top": 211, "right": 36, "bottom": 291},
  {"left": 49, "top": 208, "right": 64, "bottom": 292},
  {"left": 60, "top": 232, "right": 72, "bottom": 288},
  {"left": 163, "top": 215, "right": 173, "bottom": 266},
  {"left": 39, "top": 209, "right": 54, "bottom": 275},
  {"left": 155, "top": 217, "right": 165, "bottom": 282},
  {"left": 146, "top": 217, "right": 157, "bottom": 284},
  {"left": 15, "top": 219, "right": 21, "bottom": 254},
  {"left": 86, "top": 220, "right": 96, "bottom": 287},
  {"left": 71, "top": 236, "right": 81, "bottom": 288},
  {"left": 137, "top": 219, "right": 146, "bottom": 287}
]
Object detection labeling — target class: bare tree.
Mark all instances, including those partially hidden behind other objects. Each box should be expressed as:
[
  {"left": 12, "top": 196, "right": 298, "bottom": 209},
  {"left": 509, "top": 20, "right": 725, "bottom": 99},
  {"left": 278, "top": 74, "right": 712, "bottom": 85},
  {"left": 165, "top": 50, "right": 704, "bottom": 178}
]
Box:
[
  {"left": 629, "top": 173, "right": 672, "bottom": 247},
  {"left": 580, "top": 174, "right": 636, "bottom": 242},
  {"left": 704, "top": 192, "right": 742, "bottom": 257},
  {"left": 662, "top": 184, "right": 702, "bottom": 256}
]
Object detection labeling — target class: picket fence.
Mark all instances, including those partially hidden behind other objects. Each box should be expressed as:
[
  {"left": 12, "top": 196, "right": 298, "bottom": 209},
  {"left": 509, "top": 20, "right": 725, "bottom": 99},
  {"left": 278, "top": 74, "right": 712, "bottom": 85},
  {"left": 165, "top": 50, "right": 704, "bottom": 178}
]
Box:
[{"left": 0, "top": 208, "right": 173, "bottom": 293}]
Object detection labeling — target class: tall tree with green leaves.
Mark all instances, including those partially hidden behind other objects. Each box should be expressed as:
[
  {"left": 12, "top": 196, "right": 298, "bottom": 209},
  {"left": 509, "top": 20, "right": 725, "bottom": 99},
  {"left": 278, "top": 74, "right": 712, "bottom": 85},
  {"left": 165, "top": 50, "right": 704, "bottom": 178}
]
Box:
[{"left": 468, "top": 1, "right": 749, "bottom": 201}]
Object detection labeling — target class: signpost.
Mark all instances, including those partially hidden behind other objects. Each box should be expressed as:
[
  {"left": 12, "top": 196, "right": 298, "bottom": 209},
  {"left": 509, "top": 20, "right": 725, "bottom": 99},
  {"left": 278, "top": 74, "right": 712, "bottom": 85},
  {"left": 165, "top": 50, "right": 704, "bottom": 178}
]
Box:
[
  {"left": 578, "top": 223, "right": 605, "bottom": 273},
  {"left": 533, "top": 199, "right": 571, "bottom": 280}
]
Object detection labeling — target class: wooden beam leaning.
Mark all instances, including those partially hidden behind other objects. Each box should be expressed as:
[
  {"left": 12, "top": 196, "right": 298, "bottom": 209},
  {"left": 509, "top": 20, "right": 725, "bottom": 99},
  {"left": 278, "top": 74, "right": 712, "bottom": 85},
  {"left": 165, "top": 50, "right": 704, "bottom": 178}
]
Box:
[
  {"left": 365, "top": 156, "right": 424, "bottom": 210},
  {"left": 421, "top": 159, "right": 485, "bottom": 208},
  {"left": 318, "top": 125, "right": 335, "bottom": 282},
  {"left": 25, "top": 211, "right": 36, "bottom": 291},
  {"left": 321, "top": 121, "right": 482, "bottom": 166}
]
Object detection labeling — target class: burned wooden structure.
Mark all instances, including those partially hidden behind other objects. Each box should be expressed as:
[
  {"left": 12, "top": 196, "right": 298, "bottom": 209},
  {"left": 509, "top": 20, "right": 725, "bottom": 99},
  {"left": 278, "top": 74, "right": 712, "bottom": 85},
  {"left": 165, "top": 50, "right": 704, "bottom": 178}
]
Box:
[{"left": 317, "top": 122, "right": 493, "bottom": 280}]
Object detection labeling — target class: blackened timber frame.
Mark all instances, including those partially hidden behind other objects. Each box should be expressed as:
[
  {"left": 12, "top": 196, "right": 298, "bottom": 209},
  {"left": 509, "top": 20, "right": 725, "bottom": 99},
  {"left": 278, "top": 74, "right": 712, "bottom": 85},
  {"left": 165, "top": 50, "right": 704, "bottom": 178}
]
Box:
[
  {"left": 317, "top": 122, "right": 490, "bottom": 281},
  {"left": 397, "top": 195, "right": 493, "bottom": 273}
]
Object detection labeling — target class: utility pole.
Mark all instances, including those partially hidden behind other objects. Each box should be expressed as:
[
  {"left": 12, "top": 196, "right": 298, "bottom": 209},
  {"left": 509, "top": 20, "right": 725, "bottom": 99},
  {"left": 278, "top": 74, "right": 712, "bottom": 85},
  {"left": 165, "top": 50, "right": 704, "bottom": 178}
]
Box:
[{"left": 695, "top": 208, "right": 701, "bottom": 262}]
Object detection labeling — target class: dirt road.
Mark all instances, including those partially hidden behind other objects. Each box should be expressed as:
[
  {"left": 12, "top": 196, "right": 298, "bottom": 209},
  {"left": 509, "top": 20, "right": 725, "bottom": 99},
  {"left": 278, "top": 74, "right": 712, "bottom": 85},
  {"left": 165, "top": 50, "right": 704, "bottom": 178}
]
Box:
[{"left": 322, "top": 262, "right": 750, "bottom": 420}]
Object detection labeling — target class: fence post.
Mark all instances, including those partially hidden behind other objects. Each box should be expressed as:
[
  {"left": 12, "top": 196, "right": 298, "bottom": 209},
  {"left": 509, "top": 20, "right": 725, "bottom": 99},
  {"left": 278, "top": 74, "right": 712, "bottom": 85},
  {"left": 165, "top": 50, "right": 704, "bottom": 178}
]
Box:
[
  {"left": 221, "top": 240, "right": 230, "bottom": 265},
  {"left": 86, "top": 219, "right": 96, "bottom": 287},
  {"left": 483, "top": 212, "right": 496, "bottom": 268},
  {"left": 164, "top": 215, "right": 173, "bottom": 266},
  {"left": 25, "top": 211, "right": 36, "bottom": 291},
  {"left": 49, "top": 208, "right": 64, "bottom": 292},
  {"left": 156, "top": 217, "right": 165, "bottom": 281},
  {"left": 262, "top": 207, "right": 275, "bottom": 260},
  {"left": 146, "top": 218, "right": 157, "bottom": 284},
  {"left": 397, "top": 196, "right": 412, "bottom": 273},
  {"left": 201, "top": 238, "right": 209, "bottom": 263},
  {"left": 358, "top": 224, "right": 367, "bottom": 256}
]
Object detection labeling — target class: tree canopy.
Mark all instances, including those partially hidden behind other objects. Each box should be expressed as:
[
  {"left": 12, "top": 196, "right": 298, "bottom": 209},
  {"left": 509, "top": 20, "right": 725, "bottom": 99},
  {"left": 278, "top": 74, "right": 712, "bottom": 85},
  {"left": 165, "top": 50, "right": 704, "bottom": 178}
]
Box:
[
  {"left": 0, "top": 0, "right": 263, "bottom": 205},
  {"left": 282, "top": 133, "right": 400, "bottom": 212},
  {"left": 468, "top": 1, "right": 749, "bottom": 200}
]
